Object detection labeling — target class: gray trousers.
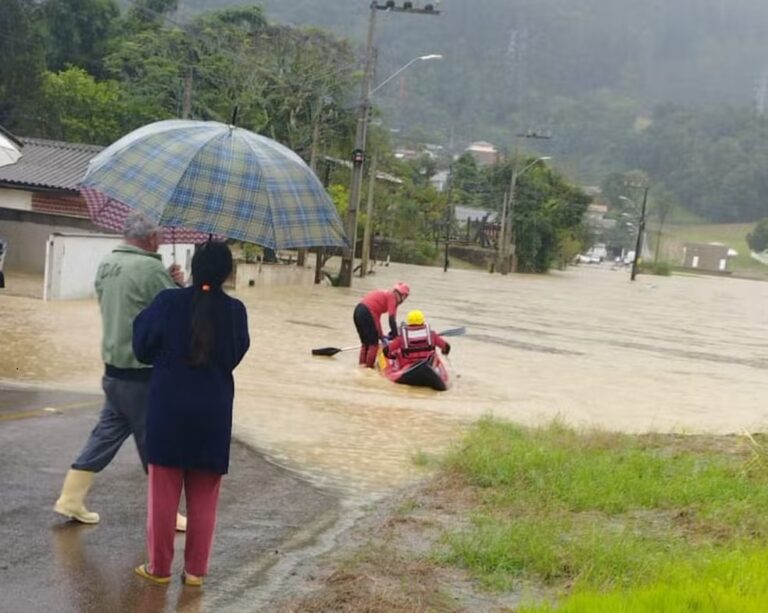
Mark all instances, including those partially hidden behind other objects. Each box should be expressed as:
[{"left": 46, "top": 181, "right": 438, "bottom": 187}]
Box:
[{"left": 72, "top": 376, "right": 149, "bottom": 473}]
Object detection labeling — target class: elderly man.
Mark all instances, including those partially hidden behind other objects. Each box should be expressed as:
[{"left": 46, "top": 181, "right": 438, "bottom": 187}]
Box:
[{"left": 54, "top": 212, "right": 187, "bottom": 531}]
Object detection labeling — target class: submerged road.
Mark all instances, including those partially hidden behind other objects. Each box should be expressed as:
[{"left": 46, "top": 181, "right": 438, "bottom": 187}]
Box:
[{"left": 0, "top": 384, "right": 342, "bottom": 613}]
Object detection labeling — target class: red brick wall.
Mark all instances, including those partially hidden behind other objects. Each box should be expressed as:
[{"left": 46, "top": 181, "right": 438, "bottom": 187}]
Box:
[{"left": 31, "top": 193, "right": 90, "bottom": 219}]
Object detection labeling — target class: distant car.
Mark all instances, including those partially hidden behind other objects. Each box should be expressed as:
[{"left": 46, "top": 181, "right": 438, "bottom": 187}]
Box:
[{"left": 575, "top": 253, "right": 601, "bottom": 264}]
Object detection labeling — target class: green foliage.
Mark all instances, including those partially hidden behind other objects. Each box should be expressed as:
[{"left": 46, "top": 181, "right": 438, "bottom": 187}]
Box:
[
  {"left": 239, "top": 242, "right": 261, "bottom": 263},
  {"left": 746, "top": 218, "right": 768, "bottom": 252},
  {"left": 41, "top": 0, "right": 119, "bottom": 77},
  {"left": 440, "top": 418, "right": 768, "bottom": 598},
  {"left": 0, "top": 0, "right": 46, "bottom": 131},
  {"left": 450, "top": 153, "right": 484, "bottom": 206},
  {"left": 327, "top": 183, "right": 349, "bottom": 217},
  {"left": 485, "top": 158, "right": 590, "bottom": 272},
  {"left": 638, "top": 260, "right": 672, "bottom": 276},
  {"left": 214, "top": 1, "right": 768, "bottom": 225},
  {"left": 36, "top": 67, "right": 130, "bottom": 144},
  {"left": 388, "top": 239, "right": 437, "bottom": 266}
]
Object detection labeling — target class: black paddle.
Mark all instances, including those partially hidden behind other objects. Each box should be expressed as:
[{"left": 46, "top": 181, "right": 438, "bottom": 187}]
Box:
[
  {"left": 311, "top": 326, "right": 466, "bottom": 357},
  {"left": 311, "top": 345, "right": 360, "bottom": 357}
]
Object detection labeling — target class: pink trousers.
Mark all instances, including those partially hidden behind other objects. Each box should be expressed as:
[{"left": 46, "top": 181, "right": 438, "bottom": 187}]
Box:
[{"left": 146, "top": 464, "right": 222, "bottom": 577}]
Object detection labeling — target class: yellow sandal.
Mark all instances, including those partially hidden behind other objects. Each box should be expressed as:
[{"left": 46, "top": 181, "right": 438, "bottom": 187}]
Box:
[
  {"left": 135, "top": 563, "right": 171, "bottom": 585},
  {"left": 181, "top": 570, "right": 204, "bottom": 587}
]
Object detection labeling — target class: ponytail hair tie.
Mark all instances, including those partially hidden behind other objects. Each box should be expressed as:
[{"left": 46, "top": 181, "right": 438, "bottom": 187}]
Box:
[{"left": 201, "top": 283, "right": 212, "bottom": 292}]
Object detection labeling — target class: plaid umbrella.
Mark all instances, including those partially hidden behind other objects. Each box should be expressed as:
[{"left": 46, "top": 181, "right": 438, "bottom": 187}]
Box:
[
  {"left": 0, "top": 127, "right": 22, "bottom": 168},
  {"left": 80, "top": 119, "right": 348, "bottom": 249}
]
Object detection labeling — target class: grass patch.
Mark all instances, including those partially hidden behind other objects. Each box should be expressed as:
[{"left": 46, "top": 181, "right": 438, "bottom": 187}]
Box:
[
  {"left": 521, "top": 550, "right": 768, "bottom": 612},
  {"left": 410, "top": 450, "right": 433, "bottom": 468},
  {"left": 438, "top": 417, "right": 768, "bottom": 607},
  {"left": 638, "top": 260, "right": 671, "bottom": 276}
]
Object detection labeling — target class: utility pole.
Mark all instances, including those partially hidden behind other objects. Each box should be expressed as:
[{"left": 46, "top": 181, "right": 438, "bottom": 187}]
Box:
[
  {"left": 630, "top": 185, "right": 649, "bottom": 282},
  {"left": 337, "top": 1, "right": 441, "bottom": 287},
  {"left": 181, "top": 68, "right": 193, "bottom": 119},
  {"left": 443, "top": 164, "right": 454, "bottom": 273},
  {"left": 360, "top": 153, "right": 378, "bottom": 277}
]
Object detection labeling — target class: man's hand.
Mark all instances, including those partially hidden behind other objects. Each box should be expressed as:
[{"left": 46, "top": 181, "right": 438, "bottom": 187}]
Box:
[
  {"left": 168, "top": 264, "right": 185, "bottom": 286},
  {"left": 443, "top": 342, "right": 451, "bottom": 356}
]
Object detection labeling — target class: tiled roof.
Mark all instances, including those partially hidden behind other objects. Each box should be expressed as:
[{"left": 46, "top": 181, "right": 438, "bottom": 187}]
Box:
[{"left": 0, "top": 137, "right": 103, "bottom": 192}]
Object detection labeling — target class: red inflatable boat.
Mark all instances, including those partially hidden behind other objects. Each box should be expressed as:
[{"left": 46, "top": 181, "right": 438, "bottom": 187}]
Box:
[{"left": 376, "top": 346, "right": 450, "bottom": 391}]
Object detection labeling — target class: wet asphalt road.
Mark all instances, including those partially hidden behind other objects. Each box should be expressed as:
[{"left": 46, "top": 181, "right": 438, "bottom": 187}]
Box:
[{"left": 0, "top": 384, "right": 341, "bottom": 613}]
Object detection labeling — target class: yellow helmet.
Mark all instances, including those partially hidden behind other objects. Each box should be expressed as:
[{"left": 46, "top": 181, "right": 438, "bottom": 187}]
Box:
[{"left": 406, "top": 310, "right": 425, "bottom": 326}]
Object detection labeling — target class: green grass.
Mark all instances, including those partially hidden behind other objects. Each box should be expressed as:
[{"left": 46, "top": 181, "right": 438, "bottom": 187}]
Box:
[
  {"left": 437, "top": 418, "right": 768, "bottom": 610},
  {"left": 521, "top": 551, "right": 768, "bottom": 613}
]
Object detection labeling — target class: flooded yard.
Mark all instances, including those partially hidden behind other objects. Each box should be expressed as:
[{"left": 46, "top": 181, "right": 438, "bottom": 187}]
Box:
[{"left": 2, "top": 263, "right": 767, "bottom": 496}]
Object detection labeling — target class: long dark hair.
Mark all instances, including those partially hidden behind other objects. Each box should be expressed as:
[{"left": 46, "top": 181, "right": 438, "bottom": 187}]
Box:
[{"left": 187, "top": 241, "right": 233, "bottom": 367}]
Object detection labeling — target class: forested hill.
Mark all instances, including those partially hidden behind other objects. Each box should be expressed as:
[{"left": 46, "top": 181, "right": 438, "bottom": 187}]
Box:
[
  {"left": 172, "top": 0, "right": 768, "bottom": 223},
  {"left": 178, "top": 0, "right": 768, "bottom": 136}
]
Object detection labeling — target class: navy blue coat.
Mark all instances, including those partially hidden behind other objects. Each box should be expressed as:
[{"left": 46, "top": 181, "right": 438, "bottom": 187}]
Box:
[{"left": 133, "top": 287, "right": 250, "bottom": 474}]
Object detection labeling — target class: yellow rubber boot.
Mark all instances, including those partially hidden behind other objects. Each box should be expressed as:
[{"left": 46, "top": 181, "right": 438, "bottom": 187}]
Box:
[{"left": 54, "top": 469, "right": 100, "bottom": 524}]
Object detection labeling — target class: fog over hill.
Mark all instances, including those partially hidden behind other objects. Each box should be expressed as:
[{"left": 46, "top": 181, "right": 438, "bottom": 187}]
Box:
[
  {"left": 173, "top": 0, "right": 768, "bottom": 221},
  {"left": 181, "top": 1, "right": 768, "bottom": 138}
]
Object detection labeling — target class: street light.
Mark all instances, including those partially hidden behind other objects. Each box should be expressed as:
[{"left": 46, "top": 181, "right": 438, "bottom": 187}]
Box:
[
  {"left": 357, "top": 54, "right": 442, "bottom": 279},
  {"left": 343, "top": 53, "right": 442, "bottom": 283},
  {"left": 337, "top": 1, "right": 440, "bottom": 287},
  {"left": 619, "top": 190, "right": 648, "bottom": 281},
  {"left": 497, "top": 156, "right": 551, "bottom": 275},
  {"left": 369, "top": 54, "right": 443, "bottom": 96}
]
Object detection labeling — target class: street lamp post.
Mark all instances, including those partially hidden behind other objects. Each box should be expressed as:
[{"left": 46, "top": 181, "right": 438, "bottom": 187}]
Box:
[
  {"left": 337, "top": 2, "right": 441, "bottom": 288},
  {"left": 497, "top": 156, "right": 551, "bottom": 275},
  {"left": 357, "top": 53, "right": 442, "bottom": 280},
  {"left": 620, "top": 187, "right": 649, "bottom": 281}
]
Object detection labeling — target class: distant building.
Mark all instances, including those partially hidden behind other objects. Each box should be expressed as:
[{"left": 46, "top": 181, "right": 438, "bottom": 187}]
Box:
[
  {"left": 465, "top": 141, "right": 499, "bottom": 166},
  {"left": 453, "top": 205, "right": 495, "bottom": 223},
  {"left": 429, "top": 170, "right": 449, "bottom": 192},
  {"left": 0, "top": 137, "right": 103, "bottom": 274},
  {"left": 682, "top": 243, "right": 731, "bottom": 272}
]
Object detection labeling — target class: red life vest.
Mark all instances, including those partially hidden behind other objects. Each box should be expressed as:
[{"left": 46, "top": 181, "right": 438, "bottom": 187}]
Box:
[{"left": 400, "top": 323, "right": 435, "bottom": 361}]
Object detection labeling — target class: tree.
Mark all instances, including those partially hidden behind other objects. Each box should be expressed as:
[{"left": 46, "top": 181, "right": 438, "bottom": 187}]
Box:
[
  {"left": 449, "top": 153, "right": 483, "bottom": 206},
  {"left": 0, "top": 0, "right": 46, "bottom": 131},
  {"left": 747, "top": 219, "right": 768, "bottom": 253},
  {"left": 41, "top": 0, "right": 119, "bottom": 78},
  {"left": 35, "top": 67, "right": 131, "bottom": 144},
  {"left": 486, "top": 157, "right": 590, "bottom": 272}
]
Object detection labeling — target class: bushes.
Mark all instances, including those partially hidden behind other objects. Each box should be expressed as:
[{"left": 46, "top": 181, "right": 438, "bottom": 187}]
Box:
[
  {"left": 387, "top": 239, "right": 438, "bottom": 266},
  {"left": 638, "top": 260, "right": 672, "bottom": 276},
  {"left": 746, "top": 219, "right": 768, "bottom": 252}
]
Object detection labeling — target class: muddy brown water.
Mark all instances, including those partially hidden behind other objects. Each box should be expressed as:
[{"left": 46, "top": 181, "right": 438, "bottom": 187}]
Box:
[{"left": 2, "top": 263, "right": 767, "bottom": 496}]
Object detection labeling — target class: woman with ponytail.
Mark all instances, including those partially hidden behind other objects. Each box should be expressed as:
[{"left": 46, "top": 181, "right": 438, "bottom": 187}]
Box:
[{"left": 132, "top": 241, "right": 249, "bottom": 586}]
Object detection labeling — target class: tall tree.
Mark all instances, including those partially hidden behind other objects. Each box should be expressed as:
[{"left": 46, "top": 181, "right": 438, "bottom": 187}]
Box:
[
  {"left": 41, "top": 0, "right": 119, "bottom": 78},
  {"left": 0, "top": 0, "right": 45, "bottom": 131}
]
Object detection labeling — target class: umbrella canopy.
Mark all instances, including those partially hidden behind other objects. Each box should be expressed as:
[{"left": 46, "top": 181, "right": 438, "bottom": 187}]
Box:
[
  {"left": 0, "top": 127, "right": 22, "bottom": 168},
  {"left": 80, "top": 119, "right": 347, "bottom": 249}
]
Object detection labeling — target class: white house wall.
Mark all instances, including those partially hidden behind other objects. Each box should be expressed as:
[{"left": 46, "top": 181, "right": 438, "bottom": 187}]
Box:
[
  {"left": 0, "top": 187, "right": 32, "bottom": 212},
  {"left": 44, "top": 233, "right": 194, "bottom": 301},
  {"left": 44, "top": 234, "right": 122, "bottom": 300},
  {"left": 0, "top": 218, "right": 61, "bottom": 273}
]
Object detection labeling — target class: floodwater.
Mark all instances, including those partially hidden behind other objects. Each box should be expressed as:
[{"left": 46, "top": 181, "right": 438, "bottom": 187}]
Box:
[{"left": 2, "top": 263, "right": 767, "bottom": 496}]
